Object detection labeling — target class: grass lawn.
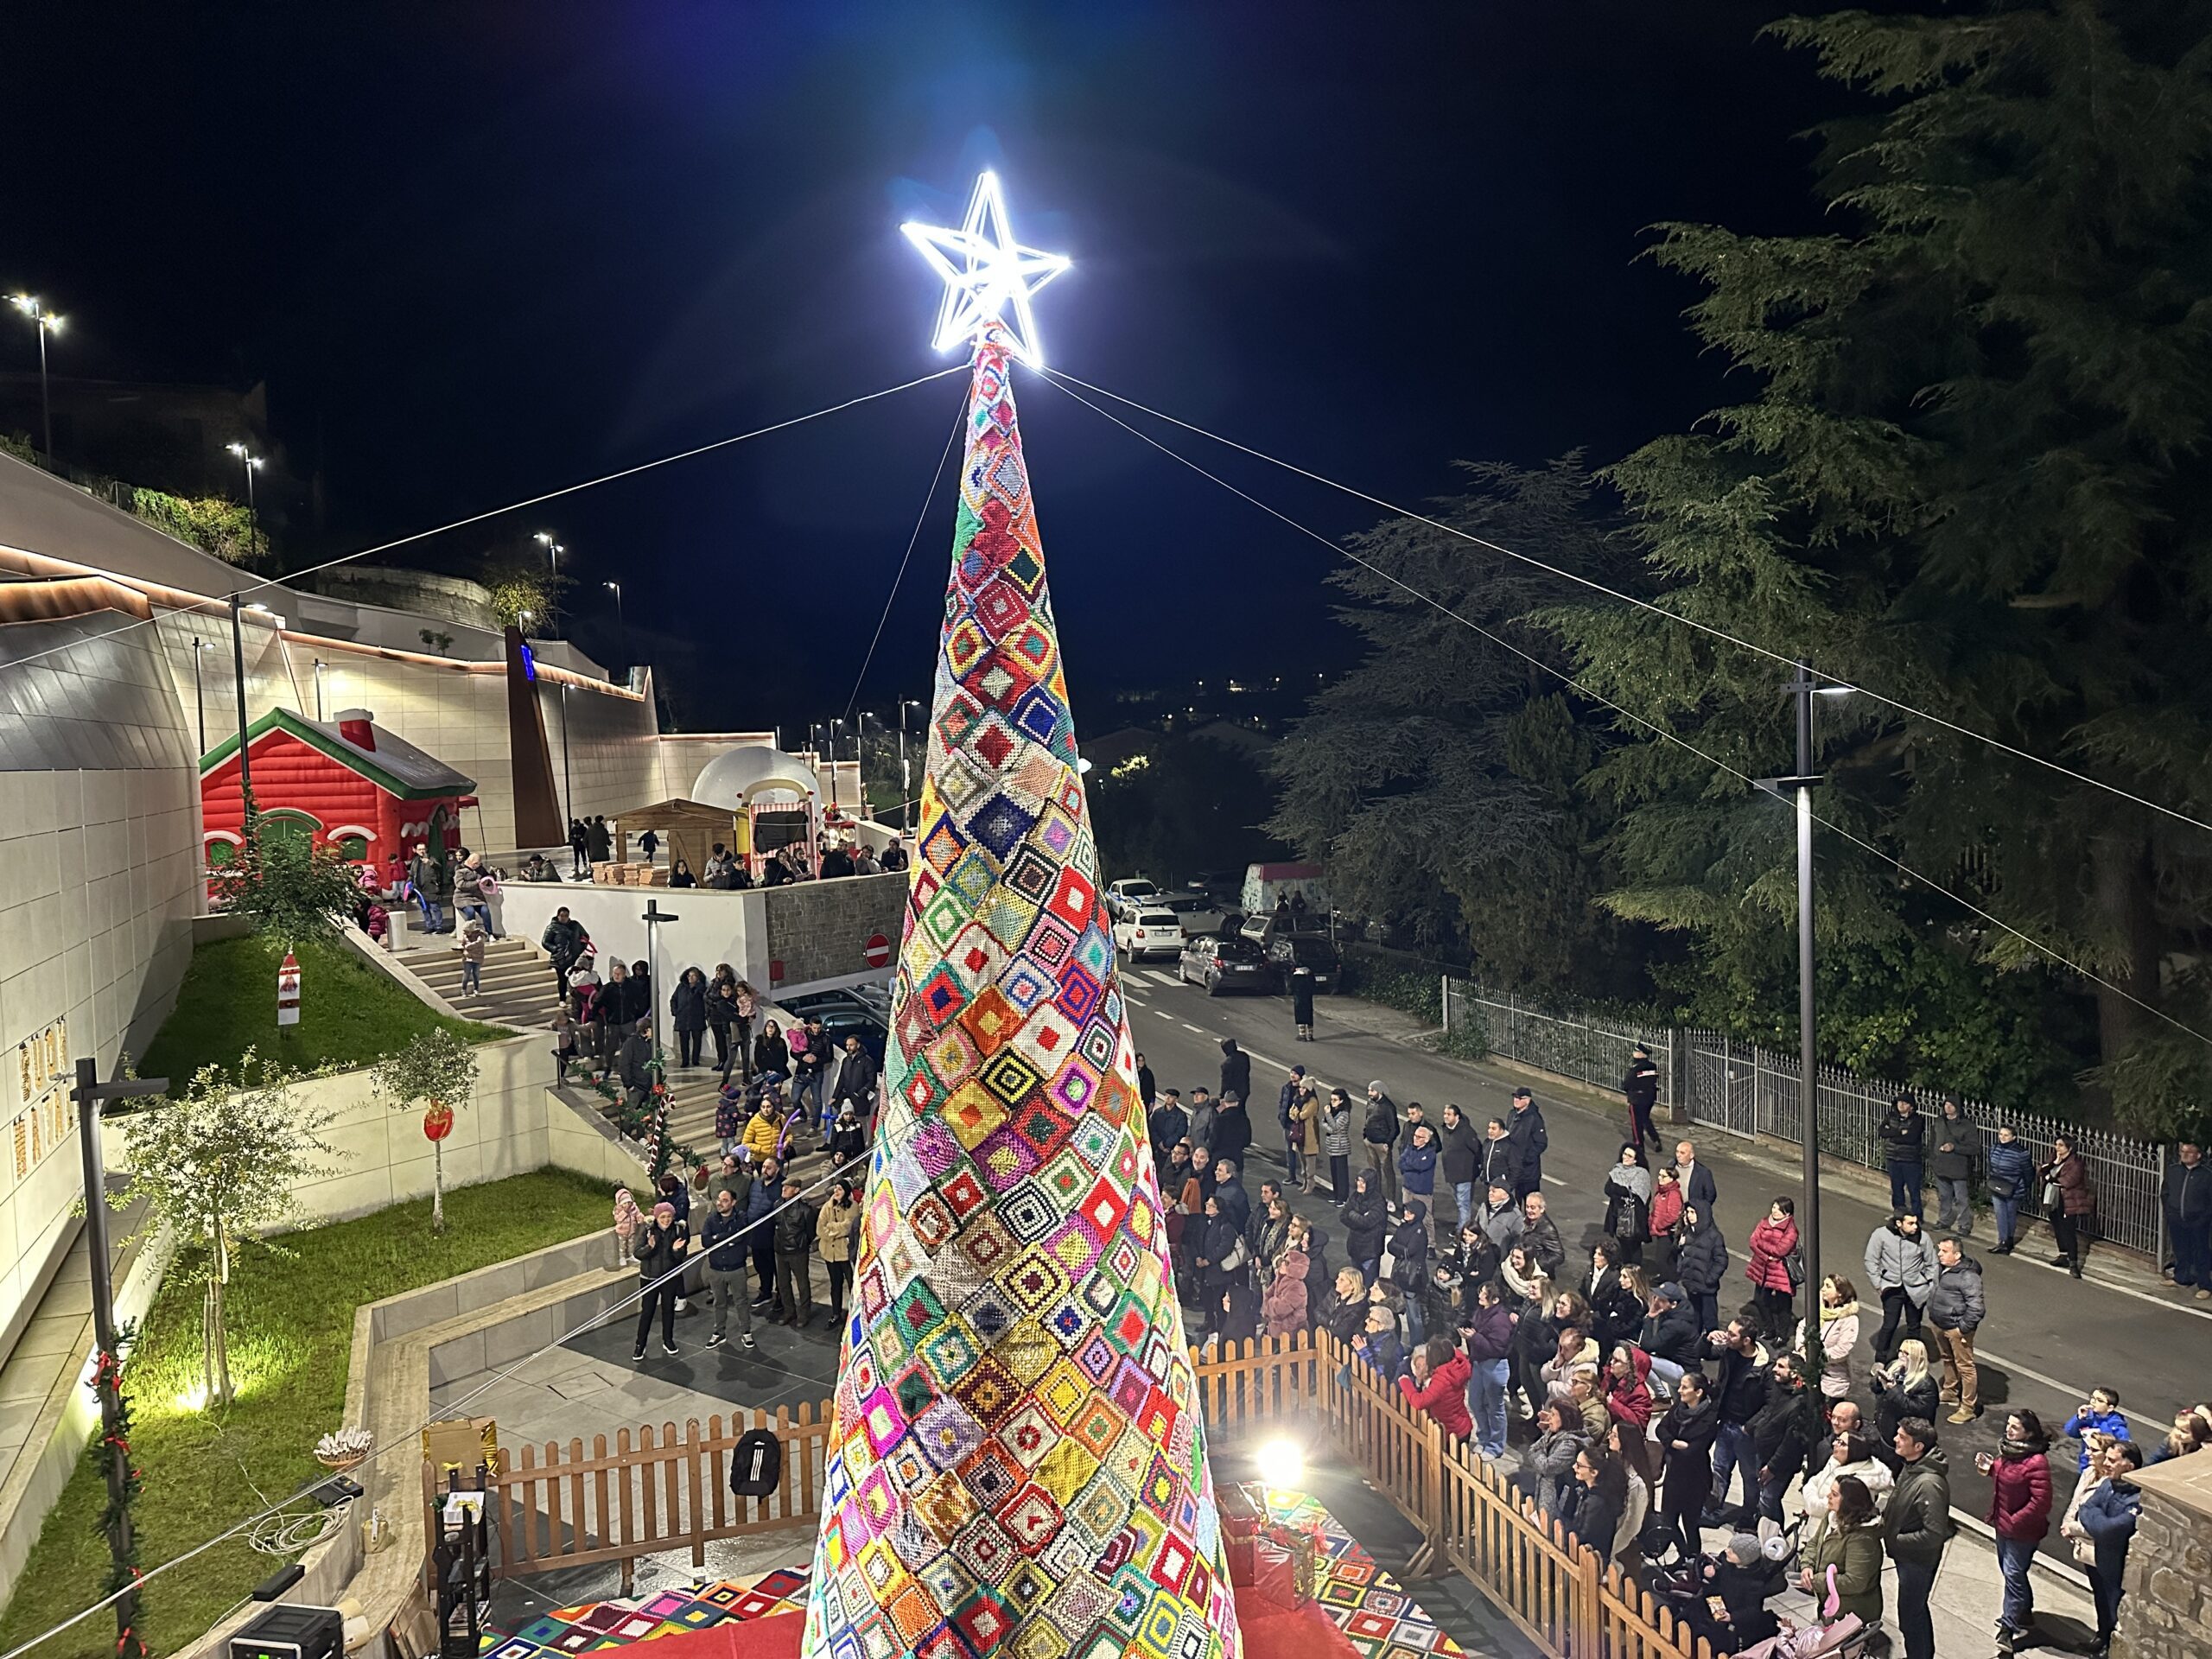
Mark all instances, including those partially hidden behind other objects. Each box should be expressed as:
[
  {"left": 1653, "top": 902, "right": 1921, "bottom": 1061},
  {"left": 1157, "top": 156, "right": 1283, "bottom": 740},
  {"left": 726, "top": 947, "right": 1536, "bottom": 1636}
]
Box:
[
  {"left": 138, "top": 934, "right": 507, "bottom": 1084},
  {"left": 0, "top": 1169, "right": 616, "bottom": 1659}
]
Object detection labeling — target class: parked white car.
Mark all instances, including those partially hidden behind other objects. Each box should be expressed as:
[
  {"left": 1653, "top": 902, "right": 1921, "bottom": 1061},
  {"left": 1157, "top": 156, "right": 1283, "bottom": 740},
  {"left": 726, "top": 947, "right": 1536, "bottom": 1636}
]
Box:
[
  {"left": 1113, "top": 907, "right": 1185, "bottom": 962},
  {"left": 1160, "top": 893, "right": 1230, "bottom": 937},
  {"left": 1104, "top": 877, "right": 1162, "bottom": 918}
]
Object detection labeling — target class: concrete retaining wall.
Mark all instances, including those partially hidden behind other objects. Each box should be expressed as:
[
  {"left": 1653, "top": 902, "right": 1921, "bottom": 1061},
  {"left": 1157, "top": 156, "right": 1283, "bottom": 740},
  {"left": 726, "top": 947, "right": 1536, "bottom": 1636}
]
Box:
[{"left": 494, "top": 874, "right": 904, "bottom": 997}]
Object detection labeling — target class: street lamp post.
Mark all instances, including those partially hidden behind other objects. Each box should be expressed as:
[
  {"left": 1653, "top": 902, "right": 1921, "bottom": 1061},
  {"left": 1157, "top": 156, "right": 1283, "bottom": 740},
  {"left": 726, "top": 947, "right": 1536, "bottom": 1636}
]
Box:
[
  {"left": 312, "top": 658, "right": 326, "bottom": 721},
  {"left": 191, "top": 638, "right": 207, "bottom": 755},
  {"left": 10, "top": 296, "right": 64, "bottom": 461},
  {"left": 897, "top": 699, "right": 922, "bottom": 836},
  {"left": 603, "top": 580, "right": 627, "bottom": 673},
  {"left": 829, "top": 717, "right": 846, "bottom": 818},
  {"left": 73, "top": 1058, "right": 168, "bottom": 1658},
  {"left": 535, "top": 532, "right": 565, "bottom": 634},
  {"left": 225, "top": 443, "right": 264, "bottom": 561},
  {"left": 229, "top": 594, "right": 253, "bottom": 807},
  {"left": 859, "top": 710, "right": 879, "bottom": 818},
  {"left": 1771, "top": 661, "right": 1852, "bottom": 1358}
]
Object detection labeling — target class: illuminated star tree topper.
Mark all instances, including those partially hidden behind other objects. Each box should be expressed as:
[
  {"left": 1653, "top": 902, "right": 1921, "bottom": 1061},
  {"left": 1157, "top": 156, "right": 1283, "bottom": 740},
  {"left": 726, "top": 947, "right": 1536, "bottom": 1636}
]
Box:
[{"left": 901, "top": 170, "right": 1071, "bottom": 369}]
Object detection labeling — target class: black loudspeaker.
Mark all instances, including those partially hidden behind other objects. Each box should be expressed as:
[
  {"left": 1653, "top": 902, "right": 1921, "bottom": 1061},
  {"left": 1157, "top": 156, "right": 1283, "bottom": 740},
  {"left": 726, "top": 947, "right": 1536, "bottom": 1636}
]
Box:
[{"left": 229, "top": 1604, "right": 342, "bottom": 1659}]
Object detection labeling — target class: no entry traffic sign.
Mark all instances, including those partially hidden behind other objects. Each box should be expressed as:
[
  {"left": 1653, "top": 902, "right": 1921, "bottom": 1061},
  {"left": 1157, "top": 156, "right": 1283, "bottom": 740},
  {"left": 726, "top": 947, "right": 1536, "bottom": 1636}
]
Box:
[{"left": 863, "top": 932, "right": 892, "bottom": 969}]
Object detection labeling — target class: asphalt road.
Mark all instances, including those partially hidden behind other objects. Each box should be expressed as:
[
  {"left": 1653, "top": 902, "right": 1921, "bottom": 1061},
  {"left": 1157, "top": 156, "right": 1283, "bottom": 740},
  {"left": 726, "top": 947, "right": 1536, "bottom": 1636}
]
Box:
[{"left": 1116, "top": 957, "right": 2212, "bottom": 1567}]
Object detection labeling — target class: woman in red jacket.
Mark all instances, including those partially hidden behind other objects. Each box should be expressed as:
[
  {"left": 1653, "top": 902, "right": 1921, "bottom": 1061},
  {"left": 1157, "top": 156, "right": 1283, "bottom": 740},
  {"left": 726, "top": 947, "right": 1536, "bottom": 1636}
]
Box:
[
  {"left": 1745, "top": 1196, "right": 1801, "bottom": 1342},
  {"left": 1986, "top": 1408, "right": 2055, "bottom": 1649},
  {"left": 1398, "top": 1336, "right": 1473, "bottom": 1440}
]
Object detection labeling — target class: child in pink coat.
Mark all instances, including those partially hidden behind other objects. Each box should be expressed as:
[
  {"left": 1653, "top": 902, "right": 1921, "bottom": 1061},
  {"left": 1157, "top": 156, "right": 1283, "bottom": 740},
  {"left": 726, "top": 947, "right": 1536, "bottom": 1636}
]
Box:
[{"left": 612, "top": 1185, "right": 643, "bottom": 1264}]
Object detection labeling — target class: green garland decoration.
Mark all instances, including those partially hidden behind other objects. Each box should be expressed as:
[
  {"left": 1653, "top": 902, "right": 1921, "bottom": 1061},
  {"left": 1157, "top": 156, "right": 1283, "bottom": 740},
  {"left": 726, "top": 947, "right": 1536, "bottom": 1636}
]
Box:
[{"left": 92, "top": 1321, "right": 148, "bottom": 1659}]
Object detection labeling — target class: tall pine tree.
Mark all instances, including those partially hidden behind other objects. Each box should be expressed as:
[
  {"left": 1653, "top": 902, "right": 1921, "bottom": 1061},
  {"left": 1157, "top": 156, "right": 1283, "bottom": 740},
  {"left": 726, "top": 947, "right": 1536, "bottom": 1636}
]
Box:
[
  {"left": 1267, "top": 460, "right": 1647, "bottom": 995},
  {"left": 1550, "top": 1, "right": 2212, "bottom": 1131}
]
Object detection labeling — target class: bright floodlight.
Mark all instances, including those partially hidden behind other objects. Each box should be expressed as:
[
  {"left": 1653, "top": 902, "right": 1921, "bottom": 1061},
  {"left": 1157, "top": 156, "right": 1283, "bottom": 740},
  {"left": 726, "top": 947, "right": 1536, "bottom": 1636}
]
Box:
[
  {"left": 1255, "top": 1438, "right": 1305, "bottom": 1491},
  {"left": 902, "top": 171, "right": 1070, "bottom": 369}
]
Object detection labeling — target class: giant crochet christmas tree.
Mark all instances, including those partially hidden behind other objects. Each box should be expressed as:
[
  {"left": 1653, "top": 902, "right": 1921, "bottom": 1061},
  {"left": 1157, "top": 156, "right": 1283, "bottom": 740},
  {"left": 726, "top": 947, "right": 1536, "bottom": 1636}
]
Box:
[{"left": 803, "top": 208, "right": 1239, "bottom": 1659}]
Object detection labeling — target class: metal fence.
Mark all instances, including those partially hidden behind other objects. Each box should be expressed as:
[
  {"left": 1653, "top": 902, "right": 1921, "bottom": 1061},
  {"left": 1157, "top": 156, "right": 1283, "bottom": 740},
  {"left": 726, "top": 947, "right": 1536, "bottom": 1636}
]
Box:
[
  {"left": 1440, "top": 979, "right": 1671, "bottom": 1114},
  {"left": 1440, "top": 976, "right": 2168, "bottom": 1261}
]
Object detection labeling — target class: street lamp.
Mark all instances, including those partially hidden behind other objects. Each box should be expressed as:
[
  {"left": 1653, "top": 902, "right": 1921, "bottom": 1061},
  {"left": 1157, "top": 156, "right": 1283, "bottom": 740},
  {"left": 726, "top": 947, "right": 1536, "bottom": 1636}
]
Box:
[
  {"left": 191, "top": 638, "right": 208, "bottom": 754},
  {"left": 10, "top": 296, "right": 64, "bottom": 461},
  {"left": 859, "top": 710, "right": 880, "bottom": 817},
  {"left": 226, "top": 442, "right": 264, "bottom": 561},
  {"left": 829, "top": 717, "right": 846, "bottom": 817},
  {"left": 1765, "top": 662, "right": 1855, "bottom": 1359},
  {"left": 603, "top": 580, "right": 626, "bottom": 666},
  {"left": 311, "top": 657, "right": 326, "bottom": 721},
  {"left": 535, "top": 532, "right": 565, "bottom": 634},
  {"left": 897, "top": 698, "right": 923, "bottom": 836}
]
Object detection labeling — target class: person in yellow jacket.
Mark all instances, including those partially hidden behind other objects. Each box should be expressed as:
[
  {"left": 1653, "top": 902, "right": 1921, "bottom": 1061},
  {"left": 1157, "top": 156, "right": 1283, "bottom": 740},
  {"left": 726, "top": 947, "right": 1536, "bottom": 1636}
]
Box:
[
  {"left": 816, "top": 1179, "right": 861, "bottom": 1319},
  {"left": 741, "top": 1096, "right": 785, "bottom": 1164}
]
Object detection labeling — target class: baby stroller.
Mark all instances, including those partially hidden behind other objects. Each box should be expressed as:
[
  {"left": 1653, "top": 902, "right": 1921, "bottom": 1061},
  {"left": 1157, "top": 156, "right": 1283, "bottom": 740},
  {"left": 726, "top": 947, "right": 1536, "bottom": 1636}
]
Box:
[
  {"left": 1649, "top": 1524, "right": 1803, "bottom": 1656},
  {"left": 1737, "top": 1616, "right": 1870, "bottom": 1659}
]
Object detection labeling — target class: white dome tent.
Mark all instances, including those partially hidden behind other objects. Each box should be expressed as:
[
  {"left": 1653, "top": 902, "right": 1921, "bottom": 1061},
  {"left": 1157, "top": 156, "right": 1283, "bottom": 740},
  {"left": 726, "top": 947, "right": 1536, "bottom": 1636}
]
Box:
[{"left": 690, "top": 743, "right": 818, "bottom": 809}]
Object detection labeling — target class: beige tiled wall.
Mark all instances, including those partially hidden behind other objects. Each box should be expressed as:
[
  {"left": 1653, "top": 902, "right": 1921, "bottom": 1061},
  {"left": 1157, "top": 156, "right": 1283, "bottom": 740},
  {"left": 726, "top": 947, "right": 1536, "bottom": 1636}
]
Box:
[{"left": 0, "top": 625, "right": 200, "bottom": 1370}]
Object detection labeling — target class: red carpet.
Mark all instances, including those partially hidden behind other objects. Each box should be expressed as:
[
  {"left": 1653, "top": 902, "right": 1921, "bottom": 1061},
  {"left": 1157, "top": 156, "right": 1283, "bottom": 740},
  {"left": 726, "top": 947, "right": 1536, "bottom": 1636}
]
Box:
[{"left": 1241, "top": 1603, "right": 1365, "bottom": 1659}]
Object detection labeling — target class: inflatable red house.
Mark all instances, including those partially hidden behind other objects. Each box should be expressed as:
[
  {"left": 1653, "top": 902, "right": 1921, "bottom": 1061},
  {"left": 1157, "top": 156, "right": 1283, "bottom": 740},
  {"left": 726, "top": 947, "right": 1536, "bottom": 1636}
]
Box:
[{"left": 199, "top": 705, "right": 476, "bottom": 872}]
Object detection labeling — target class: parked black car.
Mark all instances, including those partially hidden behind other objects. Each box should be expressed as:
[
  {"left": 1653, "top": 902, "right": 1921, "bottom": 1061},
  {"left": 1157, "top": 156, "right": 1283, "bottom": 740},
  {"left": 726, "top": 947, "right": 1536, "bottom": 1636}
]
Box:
[{"left": 1265, "top": 934, "right": 1341, "bottom": 992}]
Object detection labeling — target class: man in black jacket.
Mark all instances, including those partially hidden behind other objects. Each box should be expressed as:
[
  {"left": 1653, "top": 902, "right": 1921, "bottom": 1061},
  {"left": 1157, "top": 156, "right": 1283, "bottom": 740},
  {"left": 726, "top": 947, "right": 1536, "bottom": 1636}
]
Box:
[
  {"left": 1885, "top": 1418, "right": 1953, "bottom": 1659},
  {"left": 2164, "top": 1142, "right": 2212, "bottom": 1298},
  {"left": 541, "top": 907, "right": 588, "bottom": 1001},
  {"left": 697, "top": 1188, "right": 758, "bottom": 1351},
  {"left": 1623, "top": 1043, "right": 1662, "bottom": 1156},
  {"left": 1746, "top": 1353, "right": 1825, "bottom": 1526},
  {"left": 1519, "top": 1192, "right": 1567, "bottom": 1279},
  {"left": 1879, "top": 1093, "right": 1929, "bottom": 1217},
  {"left": 1363, "top": 1082, "right": 1402, "bottom": 1202},
  {"left": 772, "top": 1185, "right": 817, "bottom": 1325},
  {"left": 1219, "top": 1039, "right": 1252, "bottom": 1109},
  {"left": 1478, "top": 1117, "right": 1520, "bottom": 1198},
  {"left": 1702, "top": 1317, "right": 1771, "bottom": 1522},
  {"left": 1148, "top": 1090, "right": 1189, "bottom": 1179},
  {"left": 1506, "top": 1088, "right": 1547, "bottom": 1199},
  {"left": 1638, "top": 1281, "right": 1701, "bottom": 1393},
  {"left": 830, "top": 1035, "right": 878, "bottom": 1119}
]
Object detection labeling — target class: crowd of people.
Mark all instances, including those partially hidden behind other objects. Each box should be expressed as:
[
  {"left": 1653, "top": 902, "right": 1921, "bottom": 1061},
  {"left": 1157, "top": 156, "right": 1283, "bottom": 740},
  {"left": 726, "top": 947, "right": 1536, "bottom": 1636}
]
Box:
[
  {"left": 1139, "top": 1048, "right": 2207, "bottom": 1658},
  {"left": 601, "top": 982, "right": 881, "bottom": 1363},
  {"left": 510, "top": 822, "right": 911, "bottom": 889}
]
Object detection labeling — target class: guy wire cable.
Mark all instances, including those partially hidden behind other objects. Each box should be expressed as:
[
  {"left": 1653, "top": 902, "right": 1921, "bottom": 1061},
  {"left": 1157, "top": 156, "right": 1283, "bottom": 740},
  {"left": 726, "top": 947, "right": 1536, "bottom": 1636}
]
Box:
[
  {"left": 0, "top": 363, "right": 969, "bottom": 684},
  {"left": 1039, "top": 371, "right": 2212, "bottom": 1054},
  {"left": 1039, "top": 363, "right": 2212, "bottom": 841},
  {"left": 840, "top": 392, "right": 967, "bottom": 725}
]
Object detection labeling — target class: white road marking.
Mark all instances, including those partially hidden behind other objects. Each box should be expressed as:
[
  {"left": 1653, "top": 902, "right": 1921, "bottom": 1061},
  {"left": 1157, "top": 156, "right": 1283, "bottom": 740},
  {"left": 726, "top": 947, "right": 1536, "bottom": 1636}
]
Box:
[
  {"left": 1141, "top": 969, "right": 1179, "bottom": 988},
  {"left": 1971, "top": 1346, "right": 2167, "bottom": 1433},
  {"left": 2014, "top": 1257, "right": 2212, "bottom": 1322},
  {"left": 1544, "top": 1175, "right": 1567, "bottom": 1187},
  {"left": 1180, "top": 1022, "right": 1208, "bottom": 1035}
]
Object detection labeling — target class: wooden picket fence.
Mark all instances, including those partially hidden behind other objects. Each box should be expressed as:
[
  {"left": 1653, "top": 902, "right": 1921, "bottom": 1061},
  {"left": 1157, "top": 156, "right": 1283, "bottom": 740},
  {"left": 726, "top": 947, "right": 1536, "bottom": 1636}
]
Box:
[{"left": 425, "top": 1328, "right": 1710, "bottom": 1659}]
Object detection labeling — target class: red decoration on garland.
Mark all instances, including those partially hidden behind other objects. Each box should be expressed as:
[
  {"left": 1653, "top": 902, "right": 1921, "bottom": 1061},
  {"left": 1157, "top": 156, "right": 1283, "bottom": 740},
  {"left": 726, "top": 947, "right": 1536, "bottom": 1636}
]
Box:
[{"left": 423, "top": 1102, "right": 454, "bottom": 1141}]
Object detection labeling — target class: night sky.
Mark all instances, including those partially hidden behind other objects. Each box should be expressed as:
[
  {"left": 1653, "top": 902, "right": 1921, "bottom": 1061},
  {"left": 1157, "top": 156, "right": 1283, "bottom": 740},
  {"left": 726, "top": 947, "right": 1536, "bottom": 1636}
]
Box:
[{"left": 0, "top": 3, "right": 1863, "bottom": 733}]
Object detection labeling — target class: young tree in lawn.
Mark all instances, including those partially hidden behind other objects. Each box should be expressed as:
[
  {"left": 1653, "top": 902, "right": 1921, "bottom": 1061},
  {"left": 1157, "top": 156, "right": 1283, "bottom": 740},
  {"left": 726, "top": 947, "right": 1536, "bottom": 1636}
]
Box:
[
  {"left": 372, "top": 1029, "right": 481, "bottom": 1233},
  {"left": 212, "top": 811, "right": 363, "bottom": 954},
  {"left": 113, "top": 1051, "right": 337, "bottom": 1408}
]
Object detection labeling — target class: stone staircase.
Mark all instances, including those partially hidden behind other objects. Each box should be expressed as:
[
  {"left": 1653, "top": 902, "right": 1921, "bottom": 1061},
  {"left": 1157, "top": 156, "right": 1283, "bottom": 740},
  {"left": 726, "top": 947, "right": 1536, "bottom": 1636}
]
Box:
[
  {"left": 558, "top": 1059, "right": 847, "bottom": 1188},
  {"left": 398, "top": 936, "right": 562, "bottom": 1030}
]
